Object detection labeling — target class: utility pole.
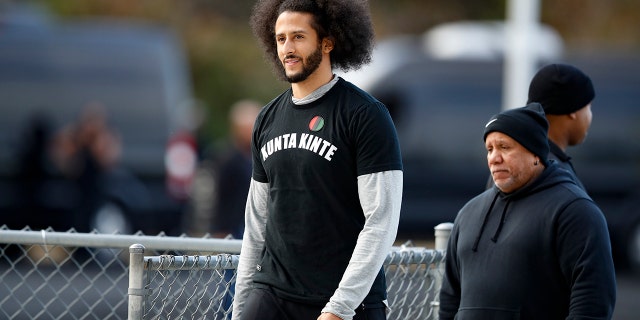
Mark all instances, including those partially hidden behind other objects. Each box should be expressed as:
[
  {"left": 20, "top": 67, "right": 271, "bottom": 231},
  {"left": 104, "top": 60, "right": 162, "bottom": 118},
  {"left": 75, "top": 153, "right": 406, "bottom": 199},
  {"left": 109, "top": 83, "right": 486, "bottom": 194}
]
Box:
[{"left": 502, "top": 0, "right": 541, "bottom": 110}]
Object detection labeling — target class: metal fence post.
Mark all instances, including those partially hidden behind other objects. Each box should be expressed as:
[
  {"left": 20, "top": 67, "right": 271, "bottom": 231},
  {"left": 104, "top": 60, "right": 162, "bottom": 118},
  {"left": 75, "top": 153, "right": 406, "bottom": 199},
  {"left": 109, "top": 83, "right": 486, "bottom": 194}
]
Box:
[
  {"left": 434, "top": 222, "right": 453, "bottom": 251},
  {"left": 431, "top": 222, "right": 453, "bottom": 320},
  {"left": 128, "top": 244, "right": 145, "bottom": 320}
]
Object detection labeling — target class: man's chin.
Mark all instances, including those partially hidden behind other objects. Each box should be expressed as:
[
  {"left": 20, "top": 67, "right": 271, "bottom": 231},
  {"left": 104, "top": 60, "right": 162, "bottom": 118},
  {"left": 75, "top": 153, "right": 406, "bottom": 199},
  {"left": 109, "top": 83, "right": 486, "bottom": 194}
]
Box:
[
  {"left": 493, "top": 178, "right": 507, "bottom": 189},
  {"left": 495, "top": 181, "right": 517, "bottom": 193},
  {"left": 286, "top": 74, "right": 306, "bottom": 83}
]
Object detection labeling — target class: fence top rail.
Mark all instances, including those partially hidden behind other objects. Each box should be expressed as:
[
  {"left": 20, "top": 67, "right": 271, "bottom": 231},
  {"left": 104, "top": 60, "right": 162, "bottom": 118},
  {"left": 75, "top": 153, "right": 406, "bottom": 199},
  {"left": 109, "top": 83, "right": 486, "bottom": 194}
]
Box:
[
  {"left": 1, "top": 222, "right": 454, "bottom": 255},
  {"left": 0, "top": 229, "right": 243, "bottom": 253}
]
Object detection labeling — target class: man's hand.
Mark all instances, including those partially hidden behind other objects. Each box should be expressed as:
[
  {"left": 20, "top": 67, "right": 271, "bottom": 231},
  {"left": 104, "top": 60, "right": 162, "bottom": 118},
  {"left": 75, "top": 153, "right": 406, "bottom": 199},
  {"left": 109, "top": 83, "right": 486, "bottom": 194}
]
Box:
[{"left": 317, "top": 312, "right": 342, "bottom": 320}]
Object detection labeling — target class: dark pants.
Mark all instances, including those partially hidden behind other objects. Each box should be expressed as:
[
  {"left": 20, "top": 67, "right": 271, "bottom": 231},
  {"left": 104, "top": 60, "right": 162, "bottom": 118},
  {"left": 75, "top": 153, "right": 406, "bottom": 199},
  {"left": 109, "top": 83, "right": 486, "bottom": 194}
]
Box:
[{"left": 240, "top": 287, "right": 386, "bottom": 320}]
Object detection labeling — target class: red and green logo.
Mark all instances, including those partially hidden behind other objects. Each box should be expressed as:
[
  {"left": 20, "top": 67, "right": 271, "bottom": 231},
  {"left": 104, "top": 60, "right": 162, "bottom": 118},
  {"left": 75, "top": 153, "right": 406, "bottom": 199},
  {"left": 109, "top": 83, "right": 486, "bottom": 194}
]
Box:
[{"left": 309, "top": 115, "right": 324, "bottom": 132}]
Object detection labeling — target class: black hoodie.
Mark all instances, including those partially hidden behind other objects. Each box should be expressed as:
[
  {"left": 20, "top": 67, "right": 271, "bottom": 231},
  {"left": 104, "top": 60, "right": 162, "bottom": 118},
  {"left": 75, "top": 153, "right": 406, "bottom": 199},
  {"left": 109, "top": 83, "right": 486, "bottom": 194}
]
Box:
[{"left": 440, "top": 163, "right": 616, "bottom": 320}]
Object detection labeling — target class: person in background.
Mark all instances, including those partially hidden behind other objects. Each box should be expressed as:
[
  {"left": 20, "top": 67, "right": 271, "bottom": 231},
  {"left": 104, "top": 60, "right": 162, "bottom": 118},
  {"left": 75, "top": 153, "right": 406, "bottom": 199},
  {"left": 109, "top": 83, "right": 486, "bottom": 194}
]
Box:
[
  {"left": 210, "top": 99, "right": 261, "bottom": 239},
  {"left": 526, "top": 63, "right": 595, "bottom": 190},
  {"left": 487, "top": 63, "right": 595, "bottom": 191},
  {"left": 15, "top": 113, "right": 55, "bottom": 229},
  {"left": 198, "top": 99, "right": 262, "bottom": 319},
  {"left": 50, "top": 102, "right": 123, "bottom": 232},
  {"left": 233, "top": 1, "right": 403, "bottom": 319},
  {"left": 440, "top": 103, "right": 616, "bottom": 319},
  {"left": 74, "top": 103, "right": 121, "bottom": 232}
]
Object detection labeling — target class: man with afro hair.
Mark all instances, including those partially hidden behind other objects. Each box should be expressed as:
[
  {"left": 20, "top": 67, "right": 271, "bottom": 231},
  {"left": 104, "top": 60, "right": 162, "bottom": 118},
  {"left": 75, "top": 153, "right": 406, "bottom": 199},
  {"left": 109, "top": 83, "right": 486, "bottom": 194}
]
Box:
[{"left": 233, "top": 1, "right": 403, "bottom": 319}]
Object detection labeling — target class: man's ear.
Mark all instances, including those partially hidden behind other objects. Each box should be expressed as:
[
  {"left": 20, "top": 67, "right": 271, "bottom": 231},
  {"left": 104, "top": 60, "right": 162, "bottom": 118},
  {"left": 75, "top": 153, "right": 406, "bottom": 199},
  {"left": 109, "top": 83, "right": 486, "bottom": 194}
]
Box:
[{"left": 322, "top": 38, "right": 334, "bottom": 53}]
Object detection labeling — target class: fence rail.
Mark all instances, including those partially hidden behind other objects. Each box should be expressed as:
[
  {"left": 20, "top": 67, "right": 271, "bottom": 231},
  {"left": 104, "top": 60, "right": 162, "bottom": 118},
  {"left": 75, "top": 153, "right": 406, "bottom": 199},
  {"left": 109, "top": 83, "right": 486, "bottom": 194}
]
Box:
[{"left": 0, "top": 228, "right": 243, "bottom": 252}]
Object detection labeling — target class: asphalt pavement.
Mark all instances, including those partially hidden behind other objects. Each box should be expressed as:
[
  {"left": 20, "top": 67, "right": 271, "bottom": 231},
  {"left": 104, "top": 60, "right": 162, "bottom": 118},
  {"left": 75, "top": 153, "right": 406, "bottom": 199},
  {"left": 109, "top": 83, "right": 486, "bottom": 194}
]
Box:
[{"left": 613, "top": 270, "right": 640, "bottom": 320}]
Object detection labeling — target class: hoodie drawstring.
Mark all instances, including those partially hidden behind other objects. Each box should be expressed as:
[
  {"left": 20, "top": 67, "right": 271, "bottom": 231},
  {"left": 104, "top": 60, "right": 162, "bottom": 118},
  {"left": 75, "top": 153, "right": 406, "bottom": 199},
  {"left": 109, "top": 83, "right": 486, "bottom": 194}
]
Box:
[
  {"left": 472, "top": 192, "right": 499, "bottom": 252},
  {"left": 491, "top": 201, "right": 510, "bottom": 242}
]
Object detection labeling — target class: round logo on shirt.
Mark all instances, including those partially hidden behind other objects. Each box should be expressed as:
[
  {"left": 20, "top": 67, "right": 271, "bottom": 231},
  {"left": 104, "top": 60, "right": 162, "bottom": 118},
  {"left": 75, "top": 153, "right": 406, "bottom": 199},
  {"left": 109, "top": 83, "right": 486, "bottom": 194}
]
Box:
[{"left": 309, "top": 115, "right": 324, "bottom": 132}]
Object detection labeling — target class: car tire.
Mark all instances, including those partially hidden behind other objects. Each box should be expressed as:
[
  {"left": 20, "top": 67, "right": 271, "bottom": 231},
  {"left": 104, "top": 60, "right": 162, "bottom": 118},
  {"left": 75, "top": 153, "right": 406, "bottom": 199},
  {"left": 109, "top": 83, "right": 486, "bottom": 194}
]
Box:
[{"left": 90, "top": 201, "right": 133, "bottom": 234}]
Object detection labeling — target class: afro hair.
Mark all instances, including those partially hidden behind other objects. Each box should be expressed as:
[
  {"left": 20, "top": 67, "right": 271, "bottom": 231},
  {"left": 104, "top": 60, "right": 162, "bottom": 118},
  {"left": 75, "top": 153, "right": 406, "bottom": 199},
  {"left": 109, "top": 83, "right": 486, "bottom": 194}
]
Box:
[{"left": 249, "top": 0, "right": 375, "bottom": 78}]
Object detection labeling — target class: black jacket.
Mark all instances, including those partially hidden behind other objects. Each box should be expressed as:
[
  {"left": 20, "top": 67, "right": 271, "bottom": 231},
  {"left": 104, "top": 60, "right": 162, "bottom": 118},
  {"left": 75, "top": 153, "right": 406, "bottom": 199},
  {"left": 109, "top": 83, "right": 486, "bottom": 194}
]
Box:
[
  {"left": 440, "top": 163, "right": 616, "bottom": 320},
  {"left": 548, "top": 139, "right": 586, "bottom": 190}
]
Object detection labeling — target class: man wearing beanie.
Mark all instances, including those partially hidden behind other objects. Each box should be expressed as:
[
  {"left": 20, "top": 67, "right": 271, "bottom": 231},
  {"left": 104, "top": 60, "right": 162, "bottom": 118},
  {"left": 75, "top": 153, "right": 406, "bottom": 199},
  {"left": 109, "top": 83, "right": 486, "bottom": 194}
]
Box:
[
  {"left": 528, "top": 63, "right": 595, "bottom": 190},
  {"left": 440, "top": 103, "right": 616, "bottom": 319}
]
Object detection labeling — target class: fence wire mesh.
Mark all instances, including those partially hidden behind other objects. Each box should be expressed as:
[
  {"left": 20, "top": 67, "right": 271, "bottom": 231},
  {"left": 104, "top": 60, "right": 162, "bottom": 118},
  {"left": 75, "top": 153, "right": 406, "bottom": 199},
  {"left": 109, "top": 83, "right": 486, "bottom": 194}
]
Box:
[
  {"left": 385, "top": 249, "right": 445, "bottom": 319},
  {"left": 140, "top": 254, "right": 239, "bottom": 320},
  {"left": 0, "top": 226, "right": 242, "bottom": 320},
  {"left": 1, "top": 241, "right": 130, "bottom": 319},
  {"left": 0, "top": 226, "right": 448, "bottom": 320},
  {"left": 131, "top": 247, "right": 446, "bottom": 320}
]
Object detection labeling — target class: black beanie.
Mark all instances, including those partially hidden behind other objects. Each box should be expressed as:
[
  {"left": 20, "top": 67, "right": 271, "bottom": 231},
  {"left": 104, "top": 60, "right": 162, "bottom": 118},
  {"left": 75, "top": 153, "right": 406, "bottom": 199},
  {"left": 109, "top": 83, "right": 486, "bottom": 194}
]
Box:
[
  {"left": 527, "top": 63, "right": 595, "bottom": 115},
  {"left": 484, "top": 103, "right": 550, "bottom": 165}
]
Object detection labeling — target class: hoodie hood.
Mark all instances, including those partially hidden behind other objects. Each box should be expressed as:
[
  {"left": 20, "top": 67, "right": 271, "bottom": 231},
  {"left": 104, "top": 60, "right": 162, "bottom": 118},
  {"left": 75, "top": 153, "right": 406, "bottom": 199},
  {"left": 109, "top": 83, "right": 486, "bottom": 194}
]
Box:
[{"left": 472, "top": 162, "right": 575, "bottom": 252}]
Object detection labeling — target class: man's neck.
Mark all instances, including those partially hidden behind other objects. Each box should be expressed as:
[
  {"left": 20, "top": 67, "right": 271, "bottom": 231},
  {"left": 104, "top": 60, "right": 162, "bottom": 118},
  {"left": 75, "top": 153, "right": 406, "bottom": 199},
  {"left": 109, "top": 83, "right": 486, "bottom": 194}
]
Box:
[
  {"left": 547, "top": 130, "right": 568, "bottom": 151},
  {"left": 291, "top": 64, "right": 334, "bottom": 99}
]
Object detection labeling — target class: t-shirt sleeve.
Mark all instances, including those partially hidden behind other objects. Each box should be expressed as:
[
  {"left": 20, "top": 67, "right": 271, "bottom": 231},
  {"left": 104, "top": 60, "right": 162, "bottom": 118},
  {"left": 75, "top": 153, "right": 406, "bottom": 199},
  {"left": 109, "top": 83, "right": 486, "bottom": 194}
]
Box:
[
  {"left": 353, "top": 101, "right": 403, "bottom": 176},
  {"left": 251, "top": 110, "right": 269, "bottom": 183}
]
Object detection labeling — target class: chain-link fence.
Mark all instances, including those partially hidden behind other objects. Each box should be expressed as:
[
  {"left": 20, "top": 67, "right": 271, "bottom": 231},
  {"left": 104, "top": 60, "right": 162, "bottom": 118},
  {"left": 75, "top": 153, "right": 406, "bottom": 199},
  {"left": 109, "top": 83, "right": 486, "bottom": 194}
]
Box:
[
  {"left": 0, "top": 224, "right": 451, "bottom": 320},
  {"left": 0, "top": 226, "right": 242, "bottom": 320},
  {"left": 128, "top": 246, "right": 446, "bottom": 320},
  {"left": 128, "top": 250, "right": 239, "bottom": 320},
  {"left": 128, "top": 223, "right": 453, "bottom": 320},
  {"left": 1, "top": 241, "right": 130, "bottom": 319}
]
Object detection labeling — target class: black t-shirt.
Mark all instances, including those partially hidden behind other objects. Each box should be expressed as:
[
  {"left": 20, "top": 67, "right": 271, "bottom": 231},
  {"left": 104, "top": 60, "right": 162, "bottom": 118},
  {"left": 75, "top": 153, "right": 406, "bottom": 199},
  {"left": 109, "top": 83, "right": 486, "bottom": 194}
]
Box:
[{"left": 251, "top": 78, "right": 402, "bottom": 305}]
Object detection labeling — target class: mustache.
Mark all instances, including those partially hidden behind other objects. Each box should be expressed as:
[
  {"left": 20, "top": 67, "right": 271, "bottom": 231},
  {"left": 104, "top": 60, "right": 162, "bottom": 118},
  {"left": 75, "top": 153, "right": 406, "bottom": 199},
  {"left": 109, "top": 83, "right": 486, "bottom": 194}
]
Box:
[{"left": 284, "top": 54, "right": 301, "bottom": 61}]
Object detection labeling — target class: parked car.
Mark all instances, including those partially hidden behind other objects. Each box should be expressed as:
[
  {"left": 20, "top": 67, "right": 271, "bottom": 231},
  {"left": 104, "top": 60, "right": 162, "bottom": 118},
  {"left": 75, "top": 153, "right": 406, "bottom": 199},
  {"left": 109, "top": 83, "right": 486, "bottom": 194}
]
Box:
[
  {"left": 0, "top": 6, "right": 198, "bottom": 235},
  {"left": 341, "top": 35, "right": 640, "bottom": 271}
]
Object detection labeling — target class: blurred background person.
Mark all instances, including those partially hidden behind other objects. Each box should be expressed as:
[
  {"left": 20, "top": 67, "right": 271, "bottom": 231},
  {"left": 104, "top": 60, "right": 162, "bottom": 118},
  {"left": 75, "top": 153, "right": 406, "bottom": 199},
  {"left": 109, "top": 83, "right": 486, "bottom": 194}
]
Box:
[
  {"left": 73, "top": 102, "right": 123, "bottom": 232},
  {"left": 209, "top": 99, "right": 261, "bottom": 239},
  {"left": 527, "top": 63, "right": 595, "bottom": 190},
  {"left": 50, "top": 102, "right": 124, "bottom": 232},
  {"left": 14, "top": 113, "right": 56, "bottom": 229},
  {"left": 486, "top": 63, "right": 595, "bottom": 191},
  {"left": 50, "top": 102, "right": 122, "bottom": 184},
  {"left": 183, "top": 99, "right": 261, "bottom": 318},
  {"left": 186, "top": 99, "right": 261, "bottom": 238}
]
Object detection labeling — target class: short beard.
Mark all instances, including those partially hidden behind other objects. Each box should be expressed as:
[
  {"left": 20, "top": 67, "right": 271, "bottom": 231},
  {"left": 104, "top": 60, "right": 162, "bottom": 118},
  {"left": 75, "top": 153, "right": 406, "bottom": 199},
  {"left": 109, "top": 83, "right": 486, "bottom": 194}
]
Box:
[{"left": 279, "top": 44, "right": 323, "bottom": 83}]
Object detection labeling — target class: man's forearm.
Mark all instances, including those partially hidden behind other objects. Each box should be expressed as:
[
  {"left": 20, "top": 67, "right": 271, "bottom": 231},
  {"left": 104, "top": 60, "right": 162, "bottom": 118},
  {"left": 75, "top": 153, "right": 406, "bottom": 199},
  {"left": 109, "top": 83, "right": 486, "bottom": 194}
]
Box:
[{"left": 322, "top": 170, "right": 403, "bottom": 320}]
